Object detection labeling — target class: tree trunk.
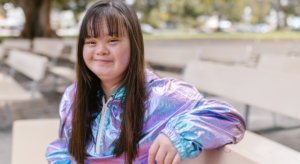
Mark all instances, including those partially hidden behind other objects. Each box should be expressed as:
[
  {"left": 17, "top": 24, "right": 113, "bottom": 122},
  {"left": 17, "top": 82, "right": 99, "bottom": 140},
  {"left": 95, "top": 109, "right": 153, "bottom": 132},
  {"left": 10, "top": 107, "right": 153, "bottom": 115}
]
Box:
[{"left": 12, "top": 0, "right": 59, "bottom": 39}]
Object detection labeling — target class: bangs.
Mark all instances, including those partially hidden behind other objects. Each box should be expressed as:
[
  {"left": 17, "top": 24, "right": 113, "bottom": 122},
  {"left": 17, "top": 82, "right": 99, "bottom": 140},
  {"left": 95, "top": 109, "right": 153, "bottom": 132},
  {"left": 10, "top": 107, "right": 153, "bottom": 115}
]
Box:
[{"left": 83, "top": 7, "right": 127, "bottom": 38}]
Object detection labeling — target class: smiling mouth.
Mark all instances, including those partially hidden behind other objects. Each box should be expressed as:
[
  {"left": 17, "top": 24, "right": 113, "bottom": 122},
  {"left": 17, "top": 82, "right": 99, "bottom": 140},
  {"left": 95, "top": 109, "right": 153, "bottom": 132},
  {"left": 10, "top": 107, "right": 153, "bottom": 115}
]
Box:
[{"left": 94, "top": 59, "right": 113, "bottom": 64}]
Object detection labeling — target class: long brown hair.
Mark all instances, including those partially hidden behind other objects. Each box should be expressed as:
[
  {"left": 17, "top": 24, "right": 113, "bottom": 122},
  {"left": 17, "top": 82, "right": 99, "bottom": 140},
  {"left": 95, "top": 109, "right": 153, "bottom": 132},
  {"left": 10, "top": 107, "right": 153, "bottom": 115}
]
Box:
[{"left": 67, "top": 0, "right": 146, "bottom": 163}]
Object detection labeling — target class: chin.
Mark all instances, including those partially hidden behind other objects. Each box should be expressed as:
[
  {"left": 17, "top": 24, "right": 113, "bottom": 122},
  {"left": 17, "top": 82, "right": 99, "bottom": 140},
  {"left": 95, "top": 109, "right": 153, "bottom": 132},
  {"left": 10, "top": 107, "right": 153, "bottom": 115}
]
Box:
[{"left": 94, "top": 71, "right": 114, "bottom": 79}]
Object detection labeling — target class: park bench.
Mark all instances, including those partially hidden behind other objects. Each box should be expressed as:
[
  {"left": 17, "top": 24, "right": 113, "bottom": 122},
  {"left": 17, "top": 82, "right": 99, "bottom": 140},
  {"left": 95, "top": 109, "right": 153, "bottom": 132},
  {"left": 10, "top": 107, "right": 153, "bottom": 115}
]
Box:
[
  {"left": 145, "top": 44, "right": 201, "bottom": 69},
  {"left": 252, "top": 41, "right": 291, "bottom": 56},
  {"left": 184, "top": 61, "right": 300, "bottom": 131},
  {"left": 32, "top": 38, "right": 64, "bottom": 65},
  {"left": 48, "top": 40, "right": 77, "bottom": 93},
  {"left": 199, "top": 44, "right": 253, "bottom": 65},
  {"left": 154, "top": 70, "right": 184, "bottom": 80},
  {"left": 0, "top": 50, "right": 48, "bottom": 128},
  {"left": 61, "top": 38, "right": 77, "bottom": 47},
  {"left": 289, "top": 41, "right": 300, "bottom": 56},
  {"left": 144, "top": 44, "right": 201, "bottom": 80},
  {"left": 60, "top": 38, "right": 77, "bottom": 60},
  {"left": 11, "top": 119, "right": 60, "bottom": 164},
  {"left": 12, "top": 119, "right": 300, "bottom": 164},
  {"left": 256, "top": 54, "right": 300, "bottom": 75},
  {"left": 2, "top": 39, "right": 31, "bottom": 51},
  {"left": 144, "top": 39, "right": 255, "bottom": 79}
]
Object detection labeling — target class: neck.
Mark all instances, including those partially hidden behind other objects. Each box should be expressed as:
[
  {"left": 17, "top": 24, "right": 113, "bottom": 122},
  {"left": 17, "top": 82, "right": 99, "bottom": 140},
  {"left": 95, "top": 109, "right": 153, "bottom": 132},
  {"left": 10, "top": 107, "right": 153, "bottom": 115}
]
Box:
[{"left": 101, "top": 79, "right": 122, "bottom": 102}]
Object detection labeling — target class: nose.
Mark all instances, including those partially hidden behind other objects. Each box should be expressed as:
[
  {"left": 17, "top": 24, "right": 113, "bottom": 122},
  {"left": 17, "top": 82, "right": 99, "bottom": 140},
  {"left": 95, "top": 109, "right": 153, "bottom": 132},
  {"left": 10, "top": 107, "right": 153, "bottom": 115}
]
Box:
[{"left": 95, "top": 43, "right": 109, "bottom": 55}]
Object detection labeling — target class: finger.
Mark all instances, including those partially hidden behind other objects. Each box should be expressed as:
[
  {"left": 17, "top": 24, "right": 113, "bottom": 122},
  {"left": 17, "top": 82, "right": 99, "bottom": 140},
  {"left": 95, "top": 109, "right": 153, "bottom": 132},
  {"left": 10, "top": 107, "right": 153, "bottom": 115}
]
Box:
[
  {"left": 155, "top": 146, "right": 168, "bottom": 164},
  {"left": 148, "top": 142, "right": 160, "bottom": 164},
  {"left": 164, "top": 149, "right": 177, "bottom": 164},
  {"left": 171, "top": 152, "right": 182, "bottom": 164}
]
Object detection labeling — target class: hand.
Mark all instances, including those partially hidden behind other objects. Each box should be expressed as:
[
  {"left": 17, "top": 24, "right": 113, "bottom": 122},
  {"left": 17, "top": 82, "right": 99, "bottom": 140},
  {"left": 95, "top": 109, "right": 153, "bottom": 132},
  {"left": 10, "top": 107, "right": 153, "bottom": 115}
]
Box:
[{"left": 148, "top": 133, "right": 182, "bottom": 164}]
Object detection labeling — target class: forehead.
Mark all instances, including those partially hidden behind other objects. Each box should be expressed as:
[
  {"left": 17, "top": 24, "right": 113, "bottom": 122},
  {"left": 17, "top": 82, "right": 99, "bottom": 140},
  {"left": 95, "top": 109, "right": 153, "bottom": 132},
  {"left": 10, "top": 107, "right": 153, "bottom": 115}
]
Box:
[{"left": 86, "top": 16, "right": 127, "bottom": 38}]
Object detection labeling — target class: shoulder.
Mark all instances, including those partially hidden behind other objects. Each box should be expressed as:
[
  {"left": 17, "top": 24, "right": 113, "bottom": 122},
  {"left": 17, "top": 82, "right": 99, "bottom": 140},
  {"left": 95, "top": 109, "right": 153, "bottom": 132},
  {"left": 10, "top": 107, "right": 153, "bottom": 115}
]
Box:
[
  {"left": 59, "top": 83, "right": 76, "bottom": 125},
  {"left": 143, "top": 75, "right": 203, "bottom": 124},
  {"left": 62, "top": 83, "right": 76, "bottom": 101},
  {"left": 145, "top": 68, "right": 201, "bottom": 101},
  {"left": 146, "top": 76, "right": 202, "bottom": 104}
]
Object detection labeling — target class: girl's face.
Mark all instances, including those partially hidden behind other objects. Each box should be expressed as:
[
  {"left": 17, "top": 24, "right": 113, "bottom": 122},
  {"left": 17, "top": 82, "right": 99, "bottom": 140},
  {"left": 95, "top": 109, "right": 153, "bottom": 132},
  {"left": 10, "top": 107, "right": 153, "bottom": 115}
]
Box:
[{"left": 83, "top": 21, "right": 131, "bottom": 84}]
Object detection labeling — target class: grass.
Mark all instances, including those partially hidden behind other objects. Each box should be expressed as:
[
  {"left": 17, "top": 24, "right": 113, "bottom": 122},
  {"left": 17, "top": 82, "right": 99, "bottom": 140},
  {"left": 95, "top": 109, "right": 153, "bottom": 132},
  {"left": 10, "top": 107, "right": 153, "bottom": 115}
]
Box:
[
  {"left": 142, "top": 31, "right": 300, "bottom": 40},
  {"left": 1, "top": 31, "right": 300, "bottom": 40}
]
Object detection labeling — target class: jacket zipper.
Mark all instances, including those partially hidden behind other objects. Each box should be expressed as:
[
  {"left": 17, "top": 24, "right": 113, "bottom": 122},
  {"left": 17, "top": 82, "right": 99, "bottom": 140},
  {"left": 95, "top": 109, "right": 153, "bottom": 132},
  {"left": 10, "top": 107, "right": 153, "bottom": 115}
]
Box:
[{"left": 96, "top": 96, "right": 112, "bottom": 154}]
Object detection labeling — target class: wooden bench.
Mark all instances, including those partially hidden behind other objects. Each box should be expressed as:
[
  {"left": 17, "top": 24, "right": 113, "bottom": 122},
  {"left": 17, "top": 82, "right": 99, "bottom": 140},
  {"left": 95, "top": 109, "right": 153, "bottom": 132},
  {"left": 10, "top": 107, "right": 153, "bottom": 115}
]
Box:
[
  {"left": 184, "top": 61, "right": 300, "bottom": 126},
  {"left": 145, "top": 45, "right": 201, "bottom": 69},
  {"left": 60, "top": 38, "right": 77, "bottom": 60},
  {"left": 200, "top": 44, "right": 253, "bottom": 64},
  {"left": 48, "top": 40, "right": 77, "bottom": 93},
  {"left": 2, "top": 39, "right": 31, "bottom": 51},
  {"left": 12, "top": 119, "right": 300, "bottom": 164},
  {"left": 144, "top": 40, "right": 253, "bottom": 79},
  {"left": 183, "top": 130, "right": 300, "bottom": 164},
  {"left": 12, "top": 119, "right": 60, "bottom": 164},
  {"left": 144, "top": 44, "right": 201, "bottom": 80},
  {"left": 0, "top": 50, "right": 48, "bottom": 127},
  {"left": 154, "top": 70, "right": 184, "bottom": 80},
  {"left": 288, "top": 41, "right": 300, "bottom": 56},
  {"left": 32, "top": 38, "right": 64, "bottom": 65},
  {"left": 252, "top": 41, "right": 291, "bottom": 56},
  {"left": 257, "top": 54, "right": 300, "bottom": 75}
]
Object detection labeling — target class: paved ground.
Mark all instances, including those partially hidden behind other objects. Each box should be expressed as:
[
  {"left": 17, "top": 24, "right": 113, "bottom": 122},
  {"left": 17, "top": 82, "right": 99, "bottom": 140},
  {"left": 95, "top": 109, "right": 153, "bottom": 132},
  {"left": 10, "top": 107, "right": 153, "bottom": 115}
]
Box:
[{"left": 1, "top": 39, "right": 300, "bottom": 163}]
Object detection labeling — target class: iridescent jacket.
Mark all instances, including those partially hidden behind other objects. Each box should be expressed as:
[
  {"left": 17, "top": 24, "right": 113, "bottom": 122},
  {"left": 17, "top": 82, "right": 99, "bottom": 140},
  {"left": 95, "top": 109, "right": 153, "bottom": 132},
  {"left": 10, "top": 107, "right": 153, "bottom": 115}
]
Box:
[{"left": 46, "top": 68, "right": 246, "bottom": 164}]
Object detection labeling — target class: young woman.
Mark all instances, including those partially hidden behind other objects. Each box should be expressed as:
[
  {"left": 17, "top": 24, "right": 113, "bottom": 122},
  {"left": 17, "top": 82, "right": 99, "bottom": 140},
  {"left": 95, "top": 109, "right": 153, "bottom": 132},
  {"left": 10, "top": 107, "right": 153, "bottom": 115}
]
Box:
[{"left": 46, "top": 0, "right": 246, "bottom": 164}]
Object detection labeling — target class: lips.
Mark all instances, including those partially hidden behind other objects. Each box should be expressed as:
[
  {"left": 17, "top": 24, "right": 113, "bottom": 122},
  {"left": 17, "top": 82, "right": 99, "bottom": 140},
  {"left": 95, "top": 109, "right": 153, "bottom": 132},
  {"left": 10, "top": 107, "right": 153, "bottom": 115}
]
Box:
[{"left": 94, "top": 59, "right": 113, "bottom": 64}]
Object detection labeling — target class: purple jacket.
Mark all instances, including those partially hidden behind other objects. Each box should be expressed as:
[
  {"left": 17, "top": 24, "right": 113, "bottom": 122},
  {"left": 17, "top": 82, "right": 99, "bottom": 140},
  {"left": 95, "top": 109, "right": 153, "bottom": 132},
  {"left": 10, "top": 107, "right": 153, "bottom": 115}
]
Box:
[{"left": 46, "top": 68, "right": 246, "bottom": 163}]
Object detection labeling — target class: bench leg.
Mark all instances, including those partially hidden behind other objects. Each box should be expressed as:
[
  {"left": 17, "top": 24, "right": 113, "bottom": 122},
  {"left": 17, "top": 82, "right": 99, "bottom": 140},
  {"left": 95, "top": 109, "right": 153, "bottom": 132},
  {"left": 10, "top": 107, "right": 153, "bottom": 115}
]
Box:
[
  {"left": 30, "top": 100, "right": 38, "bottom": 118},
  {"left": 5, "top": 102, "right": 13, "bottom": 125},
  {"left": 52, "top": 58, "right": 58, "bottom": 65},
  {"left": 54, "top": 75, "right": 58, "bottom": 92},
  {"left": 272, "top": 113, "right": 277, "bottom": 128},
  {"left": 0, "top": 105, "right": 3, "bottom": 128},
  {"left": 245, "top": 104, "right": 250, "bottom": 130}
]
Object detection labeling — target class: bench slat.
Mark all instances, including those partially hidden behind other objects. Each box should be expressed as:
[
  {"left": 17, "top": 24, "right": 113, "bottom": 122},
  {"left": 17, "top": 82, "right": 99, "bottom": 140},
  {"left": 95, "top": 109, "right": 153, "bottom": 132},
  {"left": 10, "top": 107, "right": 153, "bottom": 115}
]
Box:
[{"left": 184, "top": 61, "right": 300, "bottom": 121}]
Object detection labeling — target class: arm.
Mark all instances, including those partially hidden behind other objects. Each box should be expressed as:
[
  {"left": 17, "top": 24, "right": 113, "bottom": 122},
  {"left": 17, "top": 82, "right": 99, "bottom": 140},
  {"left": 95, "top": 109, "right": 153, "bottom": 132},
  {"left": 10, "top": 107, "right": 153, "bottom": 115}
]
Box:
[
  {"left": 46, "top": 138, "right": 71, "bottom": 164},
  {"left": 45, "top": 84, "right": 76, "bottom": 164},
  {"left": 161, "top": 96, "right": 246, "bottom": 161},
  {"left": 145, "top": 78, "right": 246, "bottom": 161}
]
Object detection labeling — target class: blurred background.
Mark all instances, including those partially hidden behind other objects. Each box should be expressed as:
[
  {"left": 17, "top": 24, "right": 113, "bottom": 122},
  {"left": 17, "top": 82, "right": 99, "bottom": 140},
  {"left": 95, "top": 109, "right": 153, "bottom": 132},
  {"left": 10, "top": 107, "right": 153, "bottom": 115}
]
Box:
[
  {"left": 0, "top": 0, "right": 300, "bottom": 38},
  {"left": 0, "top": 0, "right": 300, "bottom": 163}
]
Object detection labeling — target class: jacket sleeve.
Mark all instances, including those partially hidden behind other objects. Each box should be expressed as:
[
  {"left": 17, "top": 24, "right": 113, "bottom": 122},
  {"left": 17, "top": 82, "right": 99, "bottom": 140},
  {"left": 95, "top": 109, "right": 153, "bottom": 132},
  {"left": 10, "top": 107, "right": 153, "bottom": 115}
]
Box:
[
  {"left": 45, "top": 84, "right": 75, "bottom": 164},
  {"left": 159, "top": 79, "right": 246, "bottom": 161}
]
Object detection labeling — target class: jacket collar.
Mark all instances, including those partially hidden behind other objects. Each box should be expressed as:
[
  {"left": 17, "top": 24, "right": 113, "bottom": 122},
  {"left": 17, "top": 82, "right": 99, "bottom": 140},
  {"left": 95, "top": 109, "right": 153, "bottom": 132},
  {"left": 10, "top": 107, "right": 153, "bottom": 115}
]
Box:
[{"left": 97, "top": 67, "right": 159, "bottom": 100}]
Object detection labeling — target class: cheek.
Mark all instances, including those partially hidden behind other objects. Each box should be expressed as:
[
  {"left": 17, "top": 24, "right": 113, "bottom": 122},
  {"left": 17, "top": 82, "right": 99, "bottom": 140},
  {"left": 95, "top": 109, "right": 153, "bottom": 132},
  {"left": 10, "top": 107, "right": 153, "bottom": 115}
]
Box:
[
  {"left": 83, "top": 46, "right": 92, "bottom": 65},
  {"left": 118, "top": 46, "right": 130, "bottom": 69}
]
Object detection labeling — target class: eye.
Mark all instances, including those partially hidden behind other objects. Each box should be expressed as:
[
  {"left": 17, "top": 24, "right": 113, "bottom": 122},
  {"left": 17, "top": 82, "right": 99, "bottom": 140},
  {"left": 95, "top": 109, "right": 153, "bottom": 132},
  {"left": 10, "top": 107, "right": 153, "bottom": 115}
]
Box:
[
  {"left": 109, "top": 39, "right": 118, "bottom": 43},
  {"left": 85, "top": 41, "right": 96, "bottom": 44}
]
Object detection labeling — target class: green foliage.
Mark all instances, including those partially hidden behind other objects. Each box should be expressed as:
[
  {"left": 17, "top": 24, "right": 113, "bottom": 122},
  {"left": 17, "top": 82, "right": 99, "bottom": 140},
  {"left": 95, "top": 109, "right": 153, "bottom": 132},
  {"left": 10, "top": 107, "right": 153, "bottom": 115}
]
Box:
[
  {"left": 0, "top": 0, "right": 96, "bottom": 22},
  {"left": 2, "top": 0, "right": 300, "bottom": 29},
  {"left": 52, "top": 0, "right": 93, "bottom": 13},
  {"left": 132, "top": 0, "right": 273, "bottom": 28},
  {"left": 52, "top": 0, "right": 95, "bottom": 22},
  {"left": 0, "top": 0, "right": 10, "bottom": 4}
]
